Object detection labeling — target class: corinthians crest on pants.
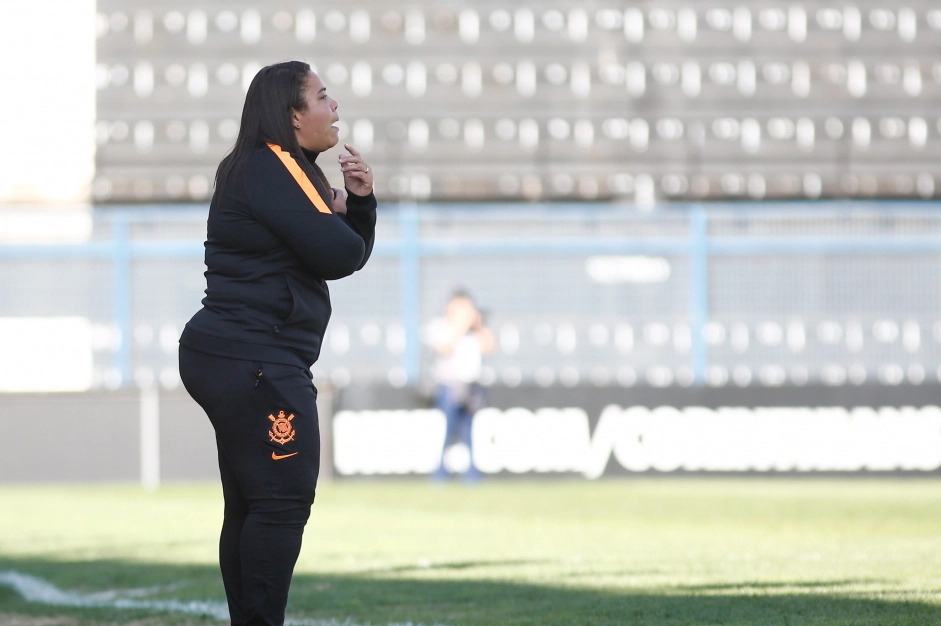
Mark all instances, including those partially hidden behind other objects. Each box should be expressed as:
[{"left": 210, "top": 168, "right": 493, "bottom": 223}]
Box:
[{"left": 268, "top": 410, "right": 296, "bottom": 444}]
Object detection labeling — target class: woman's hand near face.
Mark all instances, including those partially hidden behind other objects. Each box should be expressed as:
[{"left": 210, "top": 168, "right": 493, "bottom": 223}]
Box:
[{"left": 338, "top": 143, "right": 373, "bottom": 197}]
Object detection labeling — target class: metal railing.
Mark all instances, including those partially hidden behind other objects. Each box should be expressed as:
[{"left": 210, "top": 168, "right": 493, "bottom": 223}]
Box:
[{"left": 2, "top": 201, "right": 940, "bottom": 390}]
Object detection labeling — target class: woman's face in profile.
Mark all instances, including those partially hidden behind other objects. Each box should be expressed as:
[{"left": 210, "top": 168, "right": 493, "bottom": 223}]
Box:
[{"left": 293, "top": 71, "right": 340, "bottom": 152}]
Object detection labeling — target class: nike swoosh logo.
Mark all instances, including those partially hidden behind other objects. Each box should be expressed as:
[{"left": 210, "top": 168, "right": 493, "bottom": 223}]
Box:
[{"left": 271, "top": 451, "right": 298, "bottom": 460}]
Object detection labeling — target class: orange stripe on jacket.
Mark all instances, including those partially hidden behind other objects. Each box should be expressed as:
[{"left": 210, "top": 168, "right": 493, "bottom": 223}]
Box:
[{"left": 266, "top": 143, "right": 332, "bottom": 214}]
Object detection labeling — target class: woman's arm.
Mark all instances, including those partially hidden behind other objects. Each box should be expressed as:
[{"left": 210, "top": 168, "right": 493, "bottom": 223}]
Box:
[{"left": 244, "top": 148, "right": 374, "bottom": 280}]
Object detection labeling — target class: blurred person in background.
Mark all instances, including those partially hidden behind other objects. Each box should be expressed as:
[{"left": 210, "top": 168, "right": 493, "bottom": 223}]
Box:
[
  {"left": 178, "top": 60, "right": 376, "bottom": 626},
  {"left": 428, "top": 289, "right": 495, "bottom": 481}
]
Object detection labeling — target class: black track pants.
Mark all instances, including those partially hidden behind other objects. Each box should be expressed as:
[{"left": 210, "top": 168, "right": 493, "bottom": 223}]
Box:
[{"left": 179, "top": 346, "right": 320, "bottom": 626}]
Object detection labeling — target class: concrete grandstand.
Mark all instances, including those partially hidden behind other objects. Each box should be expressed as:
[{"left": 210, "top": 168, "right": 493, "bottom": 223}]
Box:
[{"left": 93, "top": 1, "right": 941, "bottom": 204}]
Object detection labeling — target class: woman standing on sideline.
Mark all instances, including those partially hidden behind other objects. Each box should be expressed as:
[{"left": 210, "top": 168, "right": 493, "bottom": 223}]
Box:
[{"left": 179, "top": 60, "right": 376, "bottom": 626}]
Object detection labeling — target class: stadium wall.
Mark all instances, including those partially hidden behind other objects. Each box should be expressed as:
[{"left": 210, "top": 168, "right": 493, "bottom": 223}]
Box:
[
  {"left": 1, "top": 384, "right": 939, "bottom": 484},
  {"left": 1, "top": 202, "right": 940, "bottom": 483}
]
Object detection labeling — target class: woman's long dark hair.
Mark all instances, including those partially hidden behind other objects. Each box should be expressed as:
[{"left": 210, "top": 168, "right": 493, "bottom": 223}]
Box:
[{"left": 213, "top": 60, "right": 331, "bottom": 203}]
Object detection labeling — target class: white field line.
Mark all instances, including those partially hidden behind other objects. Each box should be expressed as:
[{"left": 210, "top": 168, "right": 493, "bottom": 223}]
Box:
[{"left": 0, "top": 570, "right": 452, "bottom": 626}]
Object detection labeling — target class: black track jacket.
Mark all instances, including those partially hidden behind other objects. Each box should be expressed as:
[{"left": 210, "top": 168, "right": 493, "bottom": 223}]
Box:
[{"left": 180, "top": 143, "right": 377, "bottom": 369}]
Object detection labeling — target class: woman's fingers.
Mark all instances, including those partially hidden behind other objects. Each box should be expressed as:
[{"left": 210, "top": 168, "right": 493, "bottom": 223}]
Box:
[
  {"left": 338, "top": 146, "right": 370, "bottom": 173},
  {"left": 338, "top": 144, "right": 373, "bottom": 195}
]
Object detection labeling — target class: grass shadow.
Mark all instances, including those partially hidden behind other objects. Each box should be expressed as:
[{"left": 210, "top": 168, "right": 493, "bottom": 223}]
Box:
[
  {"left": 1, "top": 557, "right": 939, "bottom": 626},
  {"left": 366, "top": 559, "right": 548, "bottom": 574},
  {"left": 676, "top": 579, "right": 892, "bottom": 592}
]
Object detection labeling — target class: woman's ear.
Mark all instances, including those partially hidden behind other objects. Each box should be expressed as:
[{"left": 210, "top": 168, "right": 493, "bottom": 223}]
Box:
[{"left": 291, "top": 110, "right": 301, "bottom": 128}]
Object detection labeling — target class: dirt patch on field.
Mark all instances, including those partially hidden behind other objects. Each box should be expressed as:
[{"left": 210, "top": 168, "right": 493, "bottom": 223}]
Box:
[
  {"left": 0, "top": 616, "right": 222, "bottom": 626},
  {"left": 114, "top": 620, "right": 224, "bottom": 626},
  {"left": 114, "top": 617, "right": 223, "bottom": 626},
  {"left": 0, "top": 615, "right": 77, "bottom": 626}
]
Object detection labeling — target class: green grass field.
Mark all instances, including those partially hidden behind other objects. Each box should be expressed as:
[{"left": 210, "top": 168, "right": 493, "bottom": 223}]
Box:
[{"left": 0, "top": 478, "right": 939, "bottom": 625}]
